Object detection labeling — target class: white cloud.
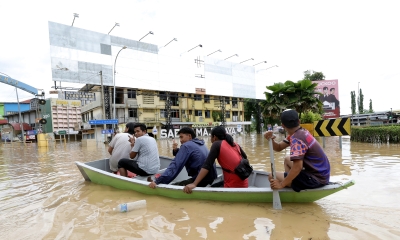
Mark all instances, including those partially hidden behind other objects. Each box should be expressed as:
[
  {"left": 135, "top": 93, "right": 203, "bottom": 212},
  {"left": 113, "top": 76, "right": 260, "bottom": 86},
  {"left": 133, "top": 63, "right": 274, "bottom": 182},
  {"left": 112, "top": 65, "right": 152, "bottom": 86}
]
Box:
[{"left": 1, "top": 0, "right": 399, "bottom": 114}]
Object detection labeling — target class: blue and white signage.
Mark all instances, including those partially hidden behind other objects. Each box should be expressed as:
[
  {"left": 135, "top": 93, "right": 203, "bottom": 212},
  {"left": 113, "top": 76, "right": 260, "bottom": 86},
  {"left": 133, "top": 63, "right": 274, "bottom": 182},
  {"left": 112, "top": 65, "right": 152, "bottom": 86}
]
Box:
[
  {"left": 89, "top": 119, "right": 118, "bottom": 125},
  {"left": 101, "top": 129, "right": 114, "bottom": 134}
]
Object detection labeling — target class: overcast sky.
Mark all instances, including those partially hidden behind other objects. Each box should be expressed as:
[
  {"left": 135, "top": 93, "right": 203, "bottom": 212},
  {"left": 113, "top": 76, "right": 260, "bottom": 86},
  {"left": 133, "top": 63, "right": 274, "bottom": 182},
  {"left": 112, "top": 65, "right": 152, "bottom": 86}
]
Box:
[{"left": 1, "top": 0, "right": 399, "bottom": 115}]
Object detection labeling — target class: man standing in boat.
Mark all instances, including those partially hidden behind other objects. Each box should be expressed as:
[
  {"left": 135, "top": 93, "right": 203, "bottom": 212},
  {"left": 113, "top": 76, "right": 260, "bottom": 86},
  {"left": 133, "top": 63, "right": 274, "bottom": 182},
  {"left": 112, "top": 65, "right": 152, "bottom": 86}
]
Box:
[
  {"left": 149, "top": 127, "right": 217, "bottom": 188},
  {"left": 264, "top": 109, "right": 330, "bottom": 192},
  {"left": 118, "top": 123, "right": 160, "bottom": 177}
]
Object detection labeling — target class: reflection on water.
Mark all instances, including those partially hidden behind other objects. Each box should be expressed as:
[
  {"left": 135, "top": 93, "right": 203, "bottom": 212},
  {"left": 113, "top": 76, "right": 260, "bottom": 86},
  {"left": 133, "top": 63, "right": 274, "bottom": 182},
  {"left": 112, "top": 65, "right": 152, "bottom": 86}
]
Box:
[{"left": 0, "top": 134, "right": 400, "bottom": 239}]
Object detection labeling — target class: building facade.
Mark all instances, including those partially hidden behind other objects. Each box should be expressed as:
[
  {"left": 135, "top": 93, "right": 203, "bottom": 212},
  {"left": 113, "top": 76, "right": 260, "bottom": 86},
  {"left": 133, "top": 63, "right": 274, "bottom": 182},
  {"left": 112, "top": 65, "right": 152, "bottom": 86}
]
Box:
[{"left": 79, "top": 86, "right": 249, "bottom": 139}]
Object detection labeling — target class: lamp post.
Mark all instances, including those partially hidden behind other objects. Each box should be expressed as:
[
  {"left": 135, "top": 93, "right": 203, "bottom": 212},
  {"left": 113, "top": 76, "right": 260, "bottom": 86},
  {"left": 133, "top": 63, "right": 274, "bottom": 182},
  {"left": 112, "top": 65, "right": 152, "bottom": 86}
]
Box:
[
  {"left": 164, "top": 38, "right": 177, "bottom": 47},
  {"left": 357, "top": 82, "right": 360, "bottom": 125},
  {"left": 113, "top": 46, "right": 127, "bottom": 129},
  {"left": 207, "top": 49, "right": 221, "bottom": 56},
  {"left": 253, "top": 61, "right": 267, "bottom": 67},
  {"left": 180, "top": 44, "right": 202, "bottom": 56},
  {"left": 391, "top": 107, "right": 393, "bottom": 125},
  {"left": 240, "top": 58, "right": 254, "bottom": 64},
  {"left": 257, "top": 65, "right": 278, "bottom": 72},
  {"left": 187, "top": 44, "right": 202, "bottom": 52},
  {"left": 71, "top": 13, "right": 79, "bottom": 26},
  {"left": 139, "top": 31, "right": 154, "bottom": 41},
  {"left": 108, "top": 23, "right": 120, "bottom": 35},
  {"left": 224, "top": 54, "right": 238, "bottom": 60}
]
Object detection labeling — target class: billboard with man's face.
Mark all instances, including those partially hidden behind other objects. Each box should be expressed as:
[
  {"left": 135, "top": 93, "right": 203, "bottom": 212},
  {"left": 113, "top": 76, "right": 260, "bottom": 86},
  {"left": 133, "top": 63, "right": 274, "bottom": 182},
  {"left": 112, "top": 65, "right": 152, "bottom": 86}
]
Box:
[{"left": 313, "top": 79, "right": 340, "bottom": 119}]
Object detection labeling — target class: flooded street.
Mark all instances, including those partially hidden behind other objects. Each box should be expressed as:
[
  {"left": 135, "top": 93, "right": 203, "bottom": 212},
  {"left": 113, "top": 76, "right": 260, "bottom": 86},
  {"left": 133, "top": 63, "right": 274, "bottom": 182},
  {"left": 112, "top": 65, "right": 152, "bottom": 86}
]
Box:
[{"left": 1, "top": 134, "right": 400, "bottom": 239}]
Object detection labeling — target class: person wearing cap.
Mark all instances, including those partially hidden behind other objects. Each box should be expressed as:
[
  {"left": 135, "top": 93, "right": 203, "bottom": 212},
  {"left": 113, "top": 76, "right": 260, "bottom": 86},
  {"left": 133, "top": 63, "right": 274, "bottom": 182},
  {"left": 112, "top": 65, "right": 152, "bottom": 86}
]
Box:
[
  {"left": 264, "top": 109, "right": 330, "bottom": 192},
  {"left": 108, "top": 122, "right": 136, "bottom": 173}
]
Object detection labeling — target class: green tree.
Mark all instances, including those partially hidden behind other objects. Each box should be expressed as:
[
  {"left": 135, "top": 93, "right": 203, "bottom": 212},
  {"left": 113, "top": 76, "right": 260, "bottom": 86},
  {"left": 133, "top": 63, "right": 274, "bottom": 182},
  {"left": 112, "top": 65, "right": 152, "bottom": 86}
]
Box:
[
  {"left": 303, "top": 70, "right": 325, "bottom": 81},
  {"left": 369, "top": 99, "right": 374, "bottom": 113},
  {"left": 351, "top": 91, "right": 356, "bottom": 115},
  {"left": 358, "top": 88, "right": 364, "bottom": 114},
  {"left": 212, "top": 111, "right": 222, "bottom": 122},
  {"left": 262, "top": 79, "right": 323, "bottom": 119},
  {"left": 244, "top": 99, "right": 267, "bottom": 133}
]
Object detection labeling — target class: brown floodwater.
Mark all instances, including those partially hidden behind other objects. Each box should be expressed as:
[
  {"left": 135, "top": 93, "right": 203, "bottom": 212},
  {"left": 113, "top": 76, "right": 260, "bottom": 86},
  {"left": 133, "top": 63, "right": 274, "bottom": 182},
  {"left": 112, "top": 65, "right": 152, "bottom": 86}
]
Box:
[{"left": 1, "top": 134, "right": 400, "bottom": 239}]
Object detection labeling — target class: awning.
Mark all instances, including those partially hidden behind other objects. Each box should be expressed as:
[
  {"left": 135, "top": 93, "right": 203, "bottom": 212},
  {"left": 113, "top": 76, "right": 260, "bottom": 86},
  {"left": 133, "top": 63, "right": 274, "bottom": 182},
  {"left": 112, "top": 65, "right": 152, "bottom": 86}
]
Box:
[
  {"left": 9, "top": 123, "right": 33, "bottom": 131},
  {"left": 0, "top": 119, "right": 8, "bottom": 125}
]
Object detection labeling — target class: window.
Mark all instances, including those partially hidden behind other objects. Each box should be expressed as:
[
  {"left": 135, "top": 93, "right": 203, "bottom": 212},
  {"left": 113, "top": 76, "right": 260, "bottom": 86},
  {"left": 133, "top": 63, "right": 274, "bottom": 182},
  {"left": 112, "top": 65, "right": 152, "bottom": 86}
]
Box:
[
  {"left": 205, "top": 110, "right": 210, "bottom": 118},
  {"left": 159, "top": 91, "right": 167, "bottom": 100},
  {"left": 160, "top": 110, "right": 166, "bottom": 118},
  {"left": 170, "top": 109, "right": 180, "bottom": 118},
  {"left": 225, "top": 97, "right": 230, "bottom": 104},
  {"left": 189, "top": 110, "right": 192, "bottom": 115},
  {"left": 127, "top": 89, "right": 136, "bottom": 98},
  {"left": 116, "top": 88, "right": 124, "bottom": 104},
  {"left": 225, "top": 111, "right": 231, "bottom": 118},
  {"left": 195, "top": 110, "right": 202, "bottom": 116},
  {"left": 128, "top": 108, "right": 137, "bottom": 118},
  {"left": 194, "top": 94, "right": 202, "bottom": 101},
  {"left": 204, "top": 95, "right": 210, "bottom": 103},
  {"left": 232, "top": 98, "right": 238, "bottom": 107}
]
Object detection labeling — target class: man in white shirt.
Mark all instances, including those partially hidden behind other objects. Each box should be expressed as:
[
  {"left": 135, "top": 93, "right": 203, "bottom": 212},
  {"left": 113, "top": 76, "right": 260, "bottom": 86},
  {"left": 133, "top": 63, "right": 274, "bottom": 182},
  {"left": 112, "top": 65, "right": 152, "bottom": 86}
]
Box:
[
  {"left": 108, "top": 122, "right": 135, "bottom": 173},
  {"left": 118, "top": 123, "right": 160, "bottom": 177}
]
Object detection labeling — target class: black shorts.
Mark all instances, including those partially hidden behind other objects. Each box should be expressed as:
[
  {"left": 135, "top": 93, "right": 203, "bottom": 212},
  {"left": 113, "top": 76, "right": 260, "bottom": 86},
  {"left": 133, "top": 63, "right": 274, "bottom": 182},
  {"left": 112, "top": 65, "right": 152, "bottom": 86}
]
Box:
[
  {"left": 284, "top": 171, "right": 325, "bottom": 192},
  {"left": 118, "top": 158, "right": 151, "bottom": 176}
]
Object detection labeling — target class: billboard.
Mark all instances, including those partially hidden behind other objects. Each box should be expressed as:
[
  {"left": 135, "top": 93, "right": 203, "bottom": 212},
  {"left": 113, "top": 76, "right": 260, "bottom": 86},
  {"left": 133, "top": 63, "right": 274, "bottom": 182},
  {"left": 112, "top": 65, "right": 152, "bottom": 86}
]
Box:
[
  {"left": 313, "top": 79, "right": 340, "bottom": 119},
  {"left": 48, "top": 21, "right": 261, "bottom": 99}
]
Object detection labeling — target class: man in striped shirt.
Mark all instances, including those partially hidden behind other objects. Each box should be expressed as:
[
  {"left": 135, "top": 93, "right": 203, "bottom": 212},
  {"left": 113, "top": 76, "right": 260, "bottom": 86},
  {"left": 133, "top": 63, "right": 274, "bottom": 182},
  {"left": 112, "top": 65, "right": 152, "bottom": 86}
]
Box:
[{"left": 118, "top": 123, "right": 160, "bottom": 177}]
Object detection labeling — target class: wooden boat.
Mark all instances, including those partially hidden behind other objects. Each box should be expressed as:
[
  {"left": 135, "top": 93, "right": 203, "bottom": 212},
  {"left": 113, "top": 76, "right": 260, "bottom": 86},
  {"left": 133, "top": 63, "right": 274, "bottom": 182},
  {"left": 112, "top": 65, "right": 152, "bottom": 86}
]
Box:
[{"left": 75, "top": 157, "right": 354, "bottom": 203}]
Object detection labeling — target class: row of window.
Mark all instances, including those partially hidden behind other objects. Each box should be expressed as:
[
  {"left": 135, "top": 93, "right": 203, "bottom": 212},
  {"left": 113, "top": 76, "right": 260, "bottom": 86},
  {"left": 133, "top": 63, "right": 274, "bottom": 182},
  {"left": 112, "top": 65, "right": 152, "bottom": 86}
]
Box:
[
  {"left": 158, "top": 109, "right": 240, "bottom": 118},
  {"left": 123, "top": 90, "right": 239, "bottom": 105}
]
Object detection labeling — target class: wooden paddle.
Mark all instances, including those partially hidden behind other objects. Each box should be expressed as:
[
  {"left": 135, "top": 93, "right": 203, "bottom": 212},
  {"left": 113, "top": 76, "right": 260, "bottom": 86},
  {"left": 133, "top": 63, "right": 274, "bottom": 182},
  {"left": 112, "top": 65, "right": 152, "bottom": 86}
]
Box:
[{"left": 269, "top": 138, "right": 282, "bottom": 210}]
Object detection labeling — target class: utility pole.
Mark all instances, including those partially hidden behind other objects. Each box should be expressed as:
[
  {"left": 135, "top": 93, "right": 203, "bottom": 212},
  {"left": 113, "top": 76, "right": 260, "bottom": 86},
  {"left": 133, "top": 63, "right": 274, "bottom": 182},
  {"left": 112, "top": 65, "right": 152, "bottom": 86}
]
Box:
[
  {"left": 165, "top": 91, "right": 172, "bottom": 134},
  {"left": 100, "top": 71, "right": 107, "bottom": 143},
  {"left": 220, "top": 97, "right": 226, "bottom": 127},
  {"left": 15, "top": 87, "right": 25, "bottom": 145}
]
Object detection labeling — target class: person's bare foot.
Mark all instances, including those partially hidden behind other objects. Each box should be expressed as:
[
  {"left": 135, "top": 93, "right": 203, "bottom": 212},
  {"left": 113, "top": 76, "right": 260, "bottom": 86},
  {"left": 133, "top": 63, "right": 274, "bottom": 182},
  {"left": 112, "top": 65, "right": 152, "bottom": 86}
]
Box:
[{"left": 147, "top": 176, "right": 152, "bottom": 182}]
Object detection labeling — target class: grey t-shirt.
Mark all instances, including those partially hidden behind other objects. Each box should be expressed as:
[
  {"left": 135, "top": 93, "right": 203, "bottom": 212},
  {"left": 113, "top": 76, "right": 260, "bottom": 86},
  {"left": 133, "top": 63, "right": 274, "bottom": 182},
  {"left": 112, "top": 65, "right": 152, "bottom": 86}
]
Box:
[
  {"left": 109, "top": 133, "right": 132, "bottom": 172},
  {"left": 132, "top": 134, "right": 160, "bottom": 174}
]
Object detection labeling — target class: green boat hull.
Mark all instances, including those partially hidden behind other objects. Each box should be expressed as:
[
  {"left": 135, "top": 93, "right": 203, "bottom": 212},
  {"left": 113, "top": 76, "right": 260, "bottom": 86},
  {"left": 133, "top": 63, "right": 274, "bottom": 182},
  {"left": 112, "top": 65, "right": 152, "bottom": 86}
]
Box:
[{"left": 76, "top": 158, "right": 354, "bottom": 203}]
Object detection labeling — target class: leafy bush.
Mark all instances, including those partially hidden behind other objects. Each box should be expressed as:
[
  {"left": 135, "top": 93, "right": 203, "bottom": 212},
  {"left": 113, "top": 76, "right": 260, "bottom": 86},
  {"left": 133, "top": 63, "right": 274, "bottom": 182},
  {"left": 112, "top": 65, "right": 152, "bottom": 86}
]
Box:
[
  {"left": 300, "top": 111, "right": 322, "bottom": 124},
  {"left": 351, "top": 125, "right": 400, "bottom": 143}
]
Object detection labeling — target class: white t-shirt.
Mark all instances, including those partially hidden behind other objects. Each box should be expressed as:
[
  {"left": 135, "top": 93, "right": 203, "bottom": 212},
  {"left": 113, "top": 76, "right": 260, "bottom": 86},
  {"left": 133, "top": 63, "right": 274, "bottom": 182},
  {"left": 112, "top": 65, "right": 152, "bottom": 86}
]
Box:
[
  {"left": 109, "top": 133, "right": 132, "bottom": 172},
  {"left": 132, "top": 134, "right": 160, "bottom": 174}
]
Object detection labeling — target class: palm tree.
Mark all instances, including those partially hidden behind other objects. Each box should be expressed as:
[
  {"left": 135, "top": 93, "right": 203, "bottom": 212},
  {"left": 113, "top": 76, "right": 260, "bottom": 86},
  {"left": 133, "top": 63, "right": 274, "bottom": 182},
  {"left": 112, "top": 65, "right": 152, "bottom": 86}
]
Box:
[{"left": 262, "top": 79, "right": 323, "bottom": 119}]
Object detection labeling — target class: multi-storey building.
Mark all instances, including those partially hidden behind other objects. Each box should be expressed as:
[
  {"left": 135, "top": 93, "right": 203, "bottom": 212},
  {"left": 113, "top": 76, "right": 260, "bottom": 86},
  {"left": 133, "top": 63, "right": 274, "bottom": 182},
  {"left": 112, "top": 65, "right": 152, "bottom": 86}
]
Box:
[{"left": 80, "top": 85, "right": 249, "bottom": 139}]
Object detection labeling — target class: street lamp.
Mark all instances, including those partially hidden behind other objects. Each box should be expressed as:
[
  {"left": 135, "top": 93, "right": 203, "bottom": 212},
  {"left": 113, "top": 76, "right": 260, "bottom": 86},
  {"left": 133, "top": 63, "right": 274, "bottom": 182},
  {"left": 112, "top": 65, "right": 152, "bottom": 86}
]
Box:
[
  {"left": 139, "top": 31, "right": 154, "bottom": 41},
  {"left": 108, "top": 23, "right": 120, "bottom": 35},
  {"left": 253, "top": 61, "right": 267, "bottom": 66},
  {"left": 224, "top": 54, "right": 238, "bottom": 60},
  {"left": 207, "top": 49, "right": 221, "bottom": 56},
  {"left": 180, "top": 44, "right": 202, "bottom": 56},
  {"left": 164, "top": 38, "right": 177, "bottom": 47},
  {"left": 240, "top": 58, "right": 254, "bottom": 64},
  {"left": 256, "top": 65, "right": 278, "bottom": 73},
  {"left": 187, "top": 44, "right": 202, "bottom": 52},
  {"left": 72, "top": 13, "right": 79, "bottom": 26},
  {"left": 113, "top": 46, "right": 127, "bottom": 128}
]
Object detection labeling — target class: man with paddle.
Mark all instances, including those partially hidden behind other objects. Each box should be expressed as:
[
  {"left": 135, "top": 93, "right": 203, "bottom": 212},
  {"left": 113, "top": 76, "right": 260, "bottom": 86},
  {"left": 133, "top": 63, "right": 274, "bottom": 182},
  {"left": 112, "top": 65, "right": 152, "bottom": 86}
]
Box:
[{"left": 264, "top": 109, "right": 331, "bottom": 192}]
